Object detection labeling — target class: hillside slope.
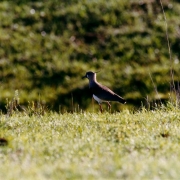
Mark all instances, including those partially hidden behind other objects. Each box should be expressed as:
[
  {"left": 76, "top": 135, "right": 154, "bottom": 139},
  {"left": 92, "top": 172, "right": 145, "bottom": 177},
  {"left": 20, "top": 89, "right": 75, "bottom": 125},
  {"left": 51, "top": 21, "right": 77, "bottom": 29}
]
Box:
[{"left": 0, "top": 0, "right": 180, "bottom": 111}]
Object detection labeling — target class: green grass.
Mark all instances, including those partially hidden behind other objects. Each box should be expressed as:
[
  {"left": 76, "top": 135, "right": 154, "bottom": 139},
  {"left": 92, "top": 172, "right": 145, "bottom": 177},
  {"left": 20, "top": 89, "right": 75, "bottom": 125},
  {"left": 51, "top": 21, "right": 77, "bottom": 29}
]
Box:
[
  {"left": 0, "top": 0, "right": 180, "bottom": 111},
  {"left": 1, "top": 1, "right": 180, "bottom": 178},
  {"left": 1, "top": 105, "right": 180, "bottom": 179}
]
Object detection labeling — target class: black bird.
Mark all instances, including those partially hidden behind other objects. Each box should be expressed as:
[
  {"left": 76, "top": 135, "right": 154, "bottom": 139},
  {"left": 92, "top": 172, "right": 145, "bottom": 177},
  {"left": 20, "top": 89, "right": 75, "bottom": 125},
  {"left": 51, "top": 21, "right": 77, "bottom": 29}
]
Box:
[{"left": 82, "top": 71, "right": 126, "bottom": 112}]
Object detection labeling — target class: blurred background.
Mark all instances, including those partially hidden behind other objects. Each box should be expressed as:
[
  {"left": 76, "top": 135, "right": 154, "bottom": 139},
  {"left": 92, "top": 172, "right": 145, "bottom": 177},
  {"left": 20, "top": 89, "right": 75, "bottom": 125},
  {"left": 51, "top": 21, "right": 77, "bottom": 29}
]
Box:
[{"left": 0, "top": 0, "right": 180, "bottom": 112}]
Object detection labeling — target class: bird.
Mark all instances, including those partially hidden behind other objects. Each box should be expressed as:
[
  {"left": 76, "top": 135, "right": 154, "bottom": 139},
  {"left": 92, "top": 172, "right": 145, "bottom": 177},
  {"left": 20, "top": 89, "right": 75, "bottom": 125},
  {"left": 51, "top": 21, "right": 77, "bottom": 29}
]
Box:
[{"left": 82, "top": 71, "right": 126, "bottom": 112}]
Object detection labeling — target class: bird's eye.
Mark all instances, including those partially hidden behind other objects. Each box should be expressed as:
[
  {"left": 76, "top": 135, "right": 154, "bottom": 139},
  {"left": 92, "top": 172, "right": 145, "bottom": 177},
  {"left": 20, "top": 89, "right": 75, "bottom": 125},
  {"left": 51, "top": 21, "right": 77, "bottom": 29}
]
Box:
[{"left": 86, "top": 75, "right": 88, "bottom": 78}]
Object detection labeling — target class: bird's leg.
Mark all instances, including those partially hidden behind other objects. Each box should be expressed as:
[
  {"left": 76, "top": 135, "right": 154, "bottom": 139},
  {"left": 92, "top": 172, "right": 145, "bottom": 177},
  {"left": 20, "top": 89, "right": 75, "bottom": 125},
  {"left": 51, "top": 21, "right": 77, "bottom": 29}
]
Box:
[
  {"left": 107, "top": 102, "right": 111, "bottom": 112},
  {"left": 99, "top": 103, "right": 103, "bottom": 113}
]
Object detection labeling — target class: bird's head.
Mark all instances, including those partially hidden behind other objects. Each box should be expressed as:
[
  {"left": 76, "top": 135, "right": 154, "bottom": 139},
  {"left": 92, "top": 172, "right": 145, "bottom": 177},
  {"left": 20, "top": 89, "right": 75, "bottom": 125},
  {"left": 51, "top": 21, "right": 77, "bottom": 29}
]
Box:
[{"left": 82, "top": 71, "right": 98, "bottom": 81}]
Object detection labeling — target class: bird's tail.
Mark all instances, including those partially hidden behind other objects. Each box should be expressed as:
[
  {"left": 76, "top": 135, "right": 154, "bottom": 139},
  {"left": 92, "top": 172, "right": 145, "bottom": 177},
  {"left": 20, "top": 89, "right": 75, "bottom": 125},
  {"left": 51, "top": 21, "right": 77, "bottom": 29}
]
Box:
[{"left": 118, "top": 97, "right": 126, "bottom": 104}]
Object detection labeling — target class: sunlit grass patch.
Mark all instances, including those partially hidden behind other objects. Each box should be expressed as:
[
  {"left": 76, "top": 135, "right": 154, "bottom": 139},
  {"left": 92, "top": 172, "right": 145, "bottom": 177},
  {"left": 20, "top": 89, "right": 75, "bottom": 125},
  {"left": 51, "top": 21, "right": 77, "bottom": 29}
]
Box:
[{"left": 1, "top": 106, "right": 180, "bottom": 179}]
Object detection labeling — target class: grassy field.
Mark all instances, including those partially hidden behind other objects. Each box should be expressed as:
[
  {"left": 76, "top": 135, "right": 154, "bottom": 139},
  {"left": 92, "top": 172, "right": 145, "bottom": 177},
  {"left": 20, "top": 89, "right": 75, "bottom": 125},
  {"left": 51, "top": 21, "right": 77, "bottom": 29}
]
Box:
[
  {"left": 1, "top": 104, "right": 180, "bottom": 180},
  {"left": 0, "top": 0, "right": 180, "bottom": 111},
  {"left": 1, "top": 1, "right": 180, "bottom": 179}
]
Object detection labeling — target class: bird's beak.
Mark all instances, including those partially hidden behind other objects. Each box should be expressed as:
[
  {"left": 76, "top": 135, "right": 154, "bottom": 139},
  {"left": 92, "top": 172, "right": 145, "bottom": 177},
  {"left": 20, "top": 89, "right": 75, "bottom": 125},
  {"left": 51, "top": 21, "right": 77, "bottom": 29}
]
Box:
[{"left": 82, "top": 75, "right": 87, "bottom": 79}]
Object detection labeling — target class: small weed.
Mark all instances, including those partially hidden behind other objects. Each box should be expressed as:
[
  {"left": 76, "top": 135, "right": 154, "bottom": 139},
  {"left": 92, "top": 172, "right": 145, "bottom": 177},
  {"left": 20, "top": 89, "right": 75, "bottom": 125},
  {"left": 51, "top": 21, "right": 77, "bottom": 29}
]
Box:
[{"left": 5, "top": 90, "right": 48, "bottom": 117}]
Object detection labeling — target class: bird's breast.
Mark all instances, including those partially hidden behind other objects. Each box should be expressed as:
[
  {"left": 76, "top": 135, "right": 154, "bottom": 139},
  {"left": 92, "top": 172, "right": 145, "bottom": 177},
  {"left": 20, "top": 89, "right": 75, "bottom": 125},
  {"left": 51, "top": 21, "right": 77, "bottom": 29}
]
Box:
[{"left": 93, "top": 94, "right": 105, "bottom": 103}]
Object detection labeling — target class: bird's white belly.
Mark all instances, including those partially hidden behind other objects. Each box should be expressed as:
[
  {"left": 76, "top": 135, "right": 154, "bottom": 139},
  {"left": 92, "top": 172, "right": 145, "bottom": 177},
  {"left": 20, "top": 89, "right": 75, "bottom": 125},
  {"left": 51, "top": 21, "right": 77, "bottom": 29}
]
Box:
[{"left": 93, "top": 94, "right": 106, "bottom": 104}]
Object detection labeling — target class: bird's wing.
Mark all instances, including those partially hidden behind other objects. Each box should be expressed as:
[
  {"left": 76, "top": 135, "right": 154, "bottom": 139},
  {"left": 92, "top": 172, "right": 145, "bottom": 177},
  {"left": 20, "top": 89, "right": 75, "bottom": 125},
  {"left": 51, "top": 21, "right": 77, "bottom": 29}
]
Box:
[{"left": 90, "top": 83, "right": 126, "bottom": 103}]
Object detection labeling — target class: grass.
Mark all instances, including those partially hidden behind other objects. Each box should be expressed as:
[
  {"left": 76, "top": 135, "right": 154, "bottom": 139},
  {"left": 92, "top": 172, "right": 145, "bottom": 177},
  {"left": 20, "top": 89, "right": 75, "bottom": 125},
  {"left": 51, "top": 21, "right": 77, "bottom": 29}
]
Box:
[
  {"left": 0, "top": 1, "right": 179, "bottom": 178},
  {"left": 1, "top": 105, "right": 180, "bottom": 179},
  {"left": 0, "top": 0, "right": 180, "bottom": 111}
]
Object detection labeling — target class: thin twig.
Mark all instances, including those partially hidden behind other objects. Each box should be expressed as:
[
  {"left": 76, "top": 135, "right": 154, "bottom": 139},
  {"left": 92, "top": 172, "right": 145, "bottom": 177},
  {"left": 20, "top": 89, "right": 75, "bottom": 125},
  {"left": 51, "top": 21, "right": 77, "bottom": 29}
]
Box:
[
  {"left": 71, "top": 93, "right": 74, "bottom": 113},
  {"left": 148, "top": 69, "right": 162, "bottom": 105},
  {"left": 159, "top": 0, "right": 175, "bottom": 92}
]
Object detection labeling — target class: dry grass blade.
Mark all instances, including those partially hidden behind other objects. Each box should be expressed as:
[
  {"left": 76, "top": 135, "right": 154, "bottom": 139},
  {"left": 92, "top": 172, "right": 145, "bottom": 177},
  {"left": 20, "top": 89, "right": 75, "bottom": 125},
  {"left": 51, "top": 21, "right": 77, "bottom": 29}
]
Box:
[{"left": 159, "top": 0, "right": 175, "bottom": 92}]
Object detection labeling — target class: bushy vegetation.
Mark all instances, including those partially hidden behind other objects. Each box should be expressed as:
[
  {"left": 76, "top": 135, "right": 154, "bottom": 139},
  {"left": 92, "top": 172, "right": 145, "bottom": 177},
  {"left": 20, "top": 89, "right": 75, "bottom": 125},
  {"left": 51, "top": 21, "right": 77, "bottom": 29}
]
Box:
[
  {"left": 1, "top": 105, "right": 180, "bottom": 179},
  {"left": 0, "top": 0, "right": 180, "bottom": 111}
]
